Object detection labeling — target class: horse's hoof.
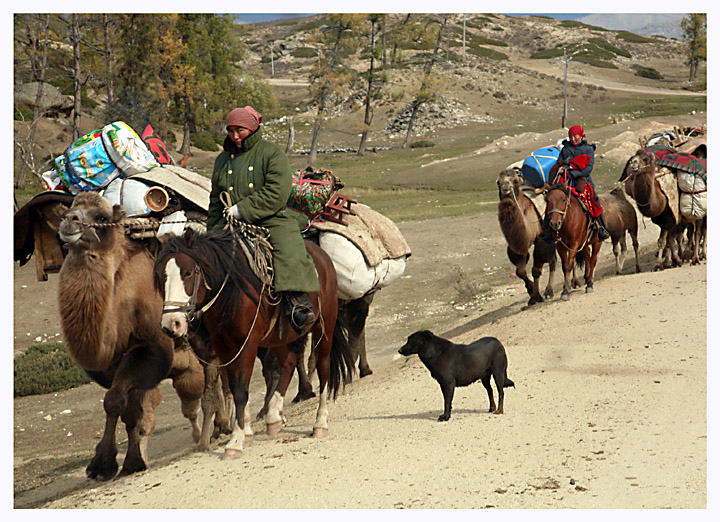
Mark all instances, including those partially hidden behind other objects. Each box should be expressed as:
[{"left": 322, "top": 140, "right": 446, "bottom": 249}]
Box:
[
  {"left": 223, "top": 448, "right": 243, "bottom": 460},
  {"left": 266, "top": 421, "right": 284, "bottom": 437},
  {"left": 312, "top": 427, "right": 329, "bottom": 438},
  {"left": 359, "top": 368, "right": 373, "bottom": 378},
  {"left": 561, "top": 293, "right": 570, "bottom": 301},
  {"left": 243, "top": 434, "right": 254, "bottom": 446},
  {"left": 585, "top": 287, "right": 594, "bottom": 294}
]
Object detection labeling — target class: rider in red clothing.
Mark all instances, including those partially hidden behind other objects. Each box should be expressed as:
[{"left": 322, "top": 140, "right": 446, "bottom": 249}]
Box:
[{"left": 555, "top": 125, "right": 610, "bottom": 240}]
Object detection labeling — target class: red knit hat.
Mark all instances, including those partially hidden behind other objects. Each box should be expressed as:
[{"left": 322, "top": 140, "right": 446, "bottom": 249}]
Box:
[
  {"left": 568, "top": 125, "right": 585, "bottom": 137},
  {"left": 226, "top": 106, "right": 262, "bottom": 132}
]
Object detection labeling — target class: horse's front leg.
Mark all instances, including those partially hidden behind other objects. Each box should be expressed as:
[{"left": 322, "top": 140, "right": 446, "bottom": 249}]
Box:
[
  {"left": 558, "top": 249, "right": 574, "bottom": 301},
  {"left": 585, "top": 243, "right": 601, "bottom": 293},
  {"left": 223, "top": 353, "right": 256, "bottom": 460},
  {"left": 266, "top": 348, "right": 297, "bottom": 436}
]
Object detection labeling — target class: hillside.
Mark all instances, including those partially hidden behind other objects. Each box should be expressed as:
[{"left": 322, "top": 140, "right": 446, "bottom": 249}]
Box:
[{"left": 14, "top": 13, "right": 705, "bottom": 205}]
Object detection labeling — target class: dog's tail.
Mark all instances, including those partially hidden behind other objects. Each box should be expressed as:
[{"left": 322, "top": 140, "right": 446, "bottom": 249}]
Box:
[{"left": 504, "top": 374, "right": 515, "bottom": 388}]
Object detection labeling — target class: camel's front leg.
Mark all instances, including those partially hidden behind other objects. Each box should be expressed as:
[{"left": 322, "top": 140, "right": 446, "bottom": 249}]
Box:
[
  {"left": 86, "top": 386, "right": 123, "bottom": 481},
  {"left": 119, "top": 387, "right": 162, "bottom": 478},
  {"left": 655, "top": 229, "right": 669, "bottom": 270}
]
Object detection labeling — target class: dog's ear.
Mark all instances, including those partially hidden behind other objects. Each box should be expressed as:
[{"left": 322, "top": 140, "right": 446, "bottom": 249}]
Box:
[{"left": 419, "top": 330, "right": 434, "bottom": 341}]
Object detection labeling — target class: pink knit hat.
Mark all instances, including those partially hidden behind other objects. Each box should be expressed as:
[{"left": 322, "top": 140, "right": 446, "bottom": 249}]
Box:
[{"left": 226, "top": 106, "right": 263, "bottom": 132}]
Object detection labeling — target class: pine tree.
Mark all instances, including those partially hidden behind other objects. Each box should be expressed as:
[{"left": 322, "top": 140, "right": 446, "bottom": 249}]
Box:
[{"left": 681, "top": 14, "right": 706, "bottom": 83}]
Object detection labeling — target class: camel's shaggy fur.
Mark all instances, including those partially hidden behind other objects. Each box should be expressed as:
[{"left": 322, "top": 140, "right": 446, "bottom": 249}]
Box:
[
  {"left": 58, "top": 192, "right": 203, "bottom": 479},
  {"left": 623, "top": 149, "right": 689, "bottom": 270},
  {"left": 496, "top": 168, "right": 557, "bottom": 305}
]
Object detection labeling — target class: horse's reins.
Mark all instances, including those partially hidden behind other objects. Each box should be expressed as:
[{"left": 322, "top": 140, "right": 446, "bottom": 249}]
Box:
[{"left": 547, "top": 187, "right": 593, "bottom": 254}]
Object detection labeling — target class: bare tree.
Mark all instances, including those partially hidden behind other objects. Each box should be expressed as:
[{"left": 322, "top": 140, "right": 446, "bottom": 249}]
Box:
[
  {"left": 308, "top": 15, "right": 359, "bottom": 166},
  {"left": 357, "top": 15, "right": 381, "bottom": 156},
  {"left": 401, "top": 15, "right": 447, "bottom": 149},
  {"left": 103, "top": 14, "right": 115, "bottom": 106},
  {"left": 15, "top": 14, "right": 51, "bottom": 190},
  {"left": 681, "top": 14, "right": 706, "bottom": 83},
  {"left": 71, "top": 14, "right": 82, "bottom": 140},
  {"left": 285, "top": 117, "right": 295, "bottom": 155}
]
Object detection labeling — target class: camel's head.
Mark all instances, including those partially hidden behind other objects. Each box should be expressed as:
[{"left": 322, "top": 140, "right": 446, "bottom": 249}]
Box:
[
  {"left": 497, "top": 168, "right": 523, "bottom": 199},
  {"left": 58, "top": 192, "right": 126, "bottom": 250},
  {"left": 628, "top": 149, "right": 655, "bottom": 176}
]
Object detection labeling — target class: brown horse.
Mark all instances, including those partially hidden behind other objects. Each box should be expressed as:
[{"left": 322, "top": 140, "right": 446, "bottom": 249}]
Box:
[
  {"left": 544, "top": 184, "right": 603, "bottom": 300},
  {"left": 154, "top": 227, "right": 354, "bottom": 459}
]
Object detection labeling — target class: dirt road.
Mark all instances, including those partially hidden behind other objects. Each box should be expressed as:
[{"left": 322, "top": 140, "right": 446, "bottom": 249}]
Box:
[{"left": 13, "top": 199, "right": 707, "bottom": 508}]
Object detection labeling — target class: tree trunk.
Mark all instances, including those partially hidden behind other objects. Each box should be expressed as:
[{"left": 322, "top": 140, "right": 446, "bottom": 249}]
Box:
[
  {"left": 15, "top": 14, "right": 51, "bottom": 190},
  {"left": 285, "top": 117, "right": 295, "bottom": 155},
  {"left": 308, "top": 21, "right": 348, "bottom": 166},
  {"left": 103, "top": 14, "right": 115, "bottom": 106},
  {"left": 357, "top": 19, "right": 377, "bottom": 156},
  {"left": 71, "top": 14, "right": 82, "bottom": 140},
  {"left": 402, "top": 16, "right": 447, "bottom": 149}
]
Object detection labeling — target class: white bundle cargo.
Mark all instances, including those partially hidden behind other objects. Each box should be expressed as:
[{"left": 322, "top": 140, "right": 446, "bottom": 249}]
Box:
[
  {"left": 101, "top": 178, "right": 153, "bottom": 217},
  {"left": 319, "top": 231, "right": 407, "bottom": 300},
  {"left": 677, "top": 171, "right": 707, "bottom": 219}
]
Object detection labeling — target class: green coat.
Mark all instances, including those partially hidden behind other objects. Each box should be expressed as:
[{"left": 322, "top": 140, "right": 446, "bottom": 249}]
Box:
[{"left": 207, "top": 129, "right": 319, "bottom": 294}]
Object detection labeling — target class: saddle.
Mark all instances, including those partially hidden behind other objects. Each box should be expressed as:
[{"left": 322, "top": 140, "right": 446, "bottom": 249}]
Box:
[{"left": 570, "top": 184, "right": 602, "bottom": 218}]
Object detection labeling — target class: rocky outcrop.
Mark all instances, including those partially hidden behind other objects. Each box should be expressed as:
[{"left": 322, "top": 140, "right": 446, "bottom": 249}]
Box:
[{"left": 14, "top": 82, "right": 74, "bottom": 116}]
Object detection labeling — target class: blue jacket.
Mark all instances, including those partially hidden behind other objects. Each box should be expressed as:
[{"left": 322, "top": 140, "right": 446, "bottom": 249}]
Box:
[{"left": 558, "top": 138, "right": 596, "bottom": 188}]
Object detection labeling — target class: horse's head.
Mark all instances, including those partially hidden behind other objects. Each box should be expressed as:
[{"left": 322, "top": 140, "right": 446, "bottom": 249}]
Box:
[
  {"left": 545, "top": 184, "right": 571, "bottom": 232},
  {"left": 155, "top": 230, "right": 211, "bottom": 338},
  {"left": 58, "top": 192, "right": 125, "bottom": 251},
  {"left": 497, "top": 168, "right": 524, "bottom": 200}
]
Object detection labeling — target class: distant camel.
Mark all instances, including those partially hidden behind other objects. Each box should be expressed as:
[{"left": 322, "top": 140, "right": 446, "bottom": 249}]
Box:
[
  {"left": 58, "top": 192, "right": 203, "bottom": 480},
  {"left": 603, "top": 187, "right": 642, "bottom": 274},
  {"left": 496, "top": 168, "right": 556, "bottom": 305},
  {"left": 621, "top": 149, "right": 686, "bottom": 270}
]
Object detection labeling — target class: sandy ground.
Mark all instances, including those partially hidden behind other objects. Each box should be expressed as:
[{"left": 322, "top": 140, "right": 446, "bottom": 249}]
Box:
[{"left": 12, "top": 199, "right": 708, "bottom": 509}]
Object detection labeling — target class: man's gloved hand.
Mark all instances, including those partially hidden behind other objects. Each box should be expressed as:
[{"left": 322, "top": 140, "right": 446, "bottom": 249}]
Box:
[{"left": 224, "top": 203, "right": 243, "bottom": 221}]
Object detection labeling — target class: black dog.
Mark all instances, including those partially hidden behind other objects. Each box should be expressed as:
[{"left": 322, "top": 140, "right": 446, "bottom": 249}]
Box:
[{"left": 398, "top": 330, "right": 515, "bottom": 421}]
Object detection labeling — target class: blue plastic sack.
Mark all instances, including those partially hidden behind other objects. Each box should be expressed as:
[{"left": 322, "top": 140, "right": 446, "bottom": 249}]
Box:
[{"left": 521, "top": 147, "right": 560, "bottom": 187}]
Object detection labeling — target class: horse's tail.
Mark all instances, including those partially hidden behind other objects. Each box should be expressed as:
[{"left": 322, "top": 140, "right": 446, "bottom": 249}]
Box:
[
  {"left": 328, "top": 314, "right": 355, "bottom": 400},
  {"left": 575, "top": 255, "right": 586, "bottom": 271}
]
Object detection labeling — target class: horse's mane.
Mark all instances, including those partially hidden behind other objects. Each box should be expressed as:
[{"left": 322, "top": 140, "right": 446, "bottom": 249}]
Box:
[
  {"left": 156, "top": 229, "right": 263, "bottom": 324},
  {"left": 548, "top": 183, "right": 570, "bottom": 195}
]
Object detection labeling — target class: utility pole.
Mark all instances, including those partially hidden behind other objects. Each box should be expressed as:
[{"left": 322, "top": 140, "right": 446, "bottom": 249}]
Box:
[
  {"left": 270, "top": 41, "right": 274, "bottom": 76},
  {"left": 561, "top": 47, "right": 572, "bottom": 129},
  {"left": 462, "top": 14, "right": 466, "bottom": 61}
]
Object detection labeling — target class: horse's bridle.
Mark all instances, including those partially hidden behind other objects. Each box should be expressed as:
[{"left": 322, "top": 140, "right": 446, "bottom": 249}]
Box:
[
  {"left": 162, "top": 261, "right": 229, "bottom": 324},
  {"left": 546, "top": 187, "right": 571, "bottom": 231}
]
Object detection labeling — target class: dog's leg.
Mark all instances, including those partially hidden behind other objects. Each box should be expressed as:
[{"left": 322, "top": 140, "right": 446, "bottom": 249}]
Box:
[
  {"left": 439, "top": 383, "right": 455, "bottom": 421},
  {"left": 481, "top": 374, "right": 496, "bottom": 412},
  {"left": 492, "top": 368, "right": 505, "bottom": 415}
]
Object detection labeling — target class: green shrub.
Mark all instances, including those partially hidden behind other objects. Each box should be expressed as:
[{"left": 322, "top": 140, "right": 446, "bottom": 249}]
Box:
[
  {"left": 588, "top": 37, "right": 632, "bottom": 58},
  {"left": 191, "top": 131, "right": 219, "bottom": 151},
  {"left": 616, "top": 30, "right": 655, "bottom": 43},
  {"left": 14, "top": 102, "right": 34, "bottom": 121},
  {"left": 530, "top": 48, "right": 565, "bottom": 59},
  {"left": 14, "top": 343, "right": 91, "bottom": 397},
  {"left": 410, "top": 140, "right": 435, "bottom": 148},
  {"left": 633, "top": 65, "right": 663, "bottom": 80},
  {"left": 291, "top": 47, "right": 319, "bottom": 59},
  {"left": 574, "top": 55, "right": 618, "bottom": 69}
]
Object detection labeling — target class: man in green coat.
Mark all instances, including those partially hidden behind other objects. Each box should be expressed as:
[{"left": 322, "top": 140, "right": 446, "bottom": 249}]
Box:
[{"left": 207, "top": 106, "right": 319, "bottom": 333}]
